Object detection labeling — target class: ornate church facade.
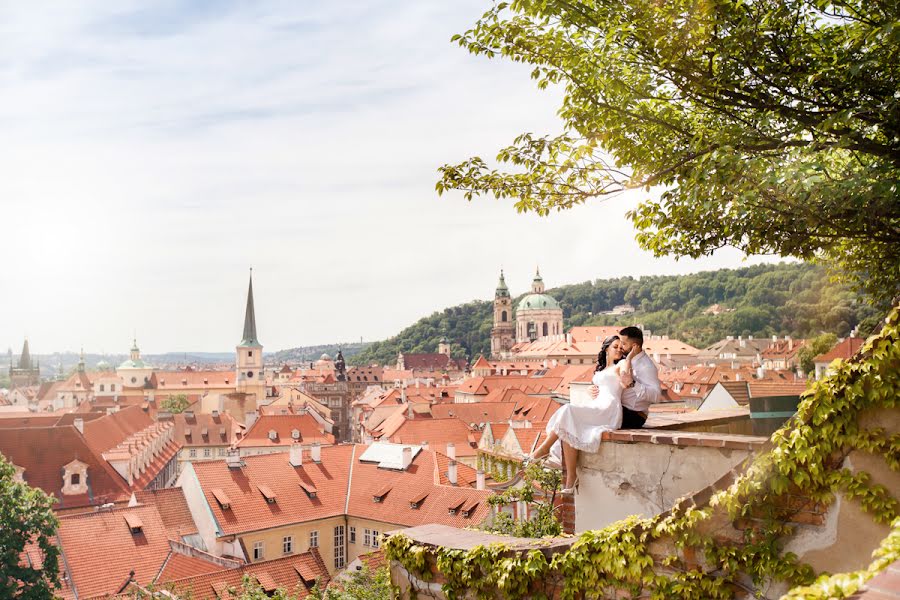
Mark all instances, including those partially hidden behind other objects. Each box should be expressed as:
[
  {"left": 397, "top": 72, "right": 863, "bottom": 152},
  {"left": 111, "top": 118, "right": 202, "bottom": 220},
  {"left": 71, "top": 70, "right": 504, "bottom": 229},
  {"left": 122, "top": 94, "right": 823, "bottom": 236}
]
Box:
[{"left": 490, "top": 268, "right": 564, "bottom": 359}]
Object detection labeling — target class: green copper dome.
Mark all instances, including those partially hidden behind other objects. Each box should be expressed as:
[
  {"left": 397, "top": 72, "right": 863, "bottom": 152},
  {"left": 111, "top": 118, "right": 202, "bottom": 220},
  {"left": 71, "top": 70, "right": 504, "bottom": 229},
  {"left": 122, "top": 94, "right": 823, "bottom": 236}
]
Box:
[
  {"left": 118, "top": 358, "right": 147, "bottom": 370},
  {"left": 495, "top": 270, "right": 510, "bottom": 299},
  {"left": 517, "top": 293, "right": 560, "bottom": 311}
]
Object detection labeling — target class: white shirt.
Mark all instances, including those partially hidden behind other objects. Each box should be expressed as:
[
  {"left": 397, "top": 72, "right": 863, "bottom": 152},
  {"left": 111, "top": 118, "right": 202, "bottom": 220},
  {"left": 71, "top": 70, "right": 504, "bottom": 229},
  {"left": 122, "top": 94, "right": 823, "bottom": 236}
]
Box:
[{"left": 620, "top": 351, "right": 661, "bottom": 413}]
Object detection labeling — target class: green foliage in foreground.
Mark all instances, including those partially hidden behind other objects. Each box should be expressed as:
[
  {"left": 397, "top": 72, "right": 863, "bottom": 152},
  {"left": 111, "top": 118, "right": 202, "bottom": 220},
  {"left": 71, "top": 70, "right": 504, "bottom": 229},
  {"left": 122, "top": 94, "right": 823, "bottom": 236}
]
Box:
[
  {"left": 482, "top": 463, "right": 563, "bottom": 539},
  {"left": 385, "top": 305, "right": 900, "bottom": 598},
  {"left": 437, "top": 0, "right": 900, "bottom": 306},
  {"left": 308, "top": 565, "right": 392, "bottom": 600},
  {"left": 0, "top": 455, "right": 60, "bottom": 600},
  {"left": 351, "top": 262, "right": 880, "bottom": 366}
]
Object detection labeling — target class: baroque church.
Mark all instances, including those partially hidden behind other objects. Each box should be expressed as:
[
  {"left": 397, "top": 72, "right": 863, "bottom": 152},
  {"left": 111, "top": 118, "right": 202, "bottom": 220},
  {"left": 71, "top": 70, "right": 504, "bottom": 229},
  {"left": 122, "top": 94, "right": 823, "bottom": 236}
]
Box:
[{"left": 490, "top": 268, "right": 564, "bottom": 359}]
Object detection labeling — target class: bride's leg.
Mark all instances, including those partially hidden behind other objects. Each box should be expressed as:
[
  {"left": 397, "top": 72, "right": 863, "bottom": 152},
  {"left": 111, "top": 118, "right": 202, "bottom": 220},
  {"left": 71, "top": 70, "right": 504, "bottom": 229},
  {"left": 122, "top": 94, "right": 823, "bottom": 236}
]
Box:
[
  {"left": 562, "top": 441, "right": 579, "bottom": 489},
  {"left": 531, "top": 430, "right": 558, "bottom": 460}
]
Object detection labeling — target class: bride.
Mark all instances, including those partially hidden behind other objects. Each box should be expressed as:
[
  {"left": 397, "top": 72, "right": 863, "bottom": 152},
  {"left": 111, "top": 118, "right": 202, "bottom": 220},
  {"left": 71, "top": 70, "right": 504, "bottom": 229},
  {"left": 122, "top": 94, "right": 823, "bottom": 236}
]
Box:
[{"left": 524, "top": 335, "right": 635, "bottom": 494}]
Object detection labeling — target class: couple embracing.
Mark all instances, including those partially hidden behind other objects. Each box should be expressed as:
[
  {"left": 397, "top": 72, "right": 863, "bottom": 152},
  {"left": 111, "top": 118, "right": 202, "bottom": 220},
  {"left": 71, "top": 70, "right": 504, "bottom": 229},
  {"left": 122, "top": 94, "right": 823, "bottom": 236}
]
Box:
[{"left": 524, "top": 327, "right": 662, "bottom": 494}]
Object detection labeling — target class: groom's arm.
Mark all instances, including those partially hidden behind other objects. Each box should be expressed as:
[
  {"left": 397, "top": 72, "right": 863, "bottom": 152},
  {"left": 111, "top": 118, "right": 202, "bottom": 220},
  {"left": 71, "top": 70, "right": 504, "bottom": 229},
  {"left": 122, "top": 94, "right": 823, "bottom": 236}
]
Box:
[{"left": 631, "top": 357, "right": 662, "bottom": 410}]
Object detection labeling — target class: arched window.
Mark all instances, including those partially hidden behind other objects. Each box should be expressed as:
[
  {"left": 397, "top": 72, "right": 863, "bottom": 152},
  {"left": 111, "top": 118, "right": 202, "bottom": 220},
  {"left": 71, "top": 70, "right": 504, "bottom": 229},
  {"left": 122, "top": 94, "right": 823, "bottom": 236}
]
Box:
[
  {"left": 543, "top": 322, "right": 549, "bottom": 337},
  {"left": 501, "top": 310, "right": 508, "bottom": 322}
]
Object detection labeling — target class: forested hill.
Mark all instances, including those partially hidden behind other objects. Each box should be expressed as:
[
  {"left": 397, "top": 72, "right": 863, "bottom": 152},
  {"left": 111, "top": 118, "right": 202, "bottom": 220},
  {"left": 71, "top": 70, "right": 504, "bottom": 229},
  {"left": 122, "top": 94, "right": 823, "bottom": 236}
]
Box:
[{"left": 348, "top": 262, "right": 882, "bottom": 367}]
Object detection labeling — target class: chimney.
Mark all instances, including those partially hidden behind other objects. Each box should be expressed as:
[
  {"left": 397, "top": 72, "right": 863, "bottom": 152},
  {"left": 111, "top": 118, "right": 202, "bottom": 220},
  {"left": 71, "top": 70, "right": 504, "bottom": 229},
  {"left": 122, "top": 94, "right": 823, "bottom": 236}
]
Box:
[
  {"left": 289, "top": 443, "right": 303, "bottom": 467},
  {"left": 566, "top": 332, "right": 572, "bottom": 343},
  {"left": 401, "top": 446, "right": 413, "bottom": 470},
  {"left": 211, "top": 409, "right": 219, "bottom": 418},
  {"left": 476, "top": 469, "right": 485, "bottom": 490},
  {"left": 407, "top": 403, "right": 413, "bottom": 419},
  {"left": 401, "top": 387, "right": 407, "bottom": 403},
  {"left": 73, "top": 418, "right": 84, "bottom": 434},
  {"left": 225, "top": 449, "right": 243, "bottom": 469},
  {"left": 311, "top": 442, "right": 321, "bottom": 463},
  {"left": 772, "top": 335, "right": 778, "bottom": 342},
  {"left": 218, "top": 395, "right": 225, "bottom": 413},
  {"left": 447, "top": 460, "right": 458, "bottom": 486},
  {"left": 245, "top": 411, "right": 258, "bottom": 429},
  {"left": 446, "top": 442, "right": 456, "bottom": 460},
  {"left": 421, "top": 440, "right": 429, "bottom": 451},
  {"left": 757, "top": 366, "right": 766, "bottom": 379}
]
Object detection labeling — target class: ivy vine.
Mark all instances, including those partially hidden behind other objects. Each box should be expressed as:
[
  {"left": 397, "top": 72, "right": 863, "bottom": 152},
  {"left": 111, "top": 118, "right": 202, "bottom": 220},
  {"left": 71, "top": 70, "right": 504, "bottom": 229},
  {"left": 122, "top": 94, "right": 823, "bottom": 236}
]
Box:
[{"left": 385, "top": 306, "right": 900, "bottom": 599}]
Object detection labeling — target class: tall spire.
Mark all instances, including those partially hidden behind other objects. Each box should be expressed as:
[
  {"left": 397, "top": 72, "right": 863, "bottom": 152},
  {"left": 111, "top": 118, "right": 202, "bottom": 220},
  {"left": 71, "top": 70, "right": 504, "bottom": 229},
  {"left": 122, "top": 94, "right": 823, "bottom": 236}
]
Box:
[
  {"left": 239, "top": 269, "right": 260, "bottom": 347},
  {"left": 495, "top": 269, "right": 510, "bottom": 298},
  {"left": 18, "top": 338, "right": 32, "bottom": 370}
]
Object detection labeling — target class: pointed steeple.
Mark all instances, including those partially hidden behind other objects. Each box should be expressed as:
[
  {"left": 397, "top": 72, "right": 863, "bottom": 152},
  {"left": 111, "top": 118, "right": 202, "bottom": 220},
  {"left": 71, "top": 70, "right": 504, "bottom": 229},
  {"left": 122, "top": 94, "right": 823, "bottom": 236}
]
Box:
[
  {"left": 239, "top": 270, "right": 260, "bottom": 347},
  {"left": 495, "top": 269, "right": 510, "bottom": 298},
  {"left": 18, "top": 339, "right": 32, "bottom": 370},
  {"left": 77, "top": 348, "right": 85, "bottom": 373},
  {"left": 531, "top": 267, "right": 545, "bottom": 294}
]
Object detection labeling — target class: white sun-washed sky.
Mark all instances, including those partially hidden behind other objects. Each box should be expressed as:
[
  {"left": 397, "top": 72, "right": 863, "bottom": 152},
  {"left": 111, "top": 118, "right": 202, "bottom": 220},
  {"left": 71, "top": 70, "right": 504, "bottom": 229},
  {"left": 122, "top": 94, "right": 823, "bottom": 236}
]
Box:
[{"left": 1, "top": 1, "right": 780, "bottom": 354}]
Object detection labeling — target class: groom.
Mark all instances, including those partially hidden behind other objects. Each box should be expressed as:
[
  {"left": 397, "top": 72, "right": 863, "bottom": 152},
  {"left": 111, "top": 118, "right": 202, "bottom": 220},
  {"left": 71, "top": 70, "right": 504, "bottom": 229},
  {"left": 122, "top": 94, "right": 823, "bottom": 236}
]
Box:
[{"left": 591, "top": 326, "right": 662, "bottom": 428}]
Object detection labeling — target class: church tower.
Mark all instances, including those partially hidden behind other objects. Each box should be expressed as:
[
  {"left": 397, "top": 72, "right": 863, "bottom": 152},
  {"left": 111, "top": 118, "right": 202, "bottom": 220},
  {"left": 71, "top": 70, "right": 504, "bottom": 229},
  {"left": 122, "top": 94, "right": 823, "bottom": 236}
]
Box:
[
  {"left": 9, "top": 338, "right": 41, "bottom": 389},
  {"left": 490, "top": 270, "right": 515, "bottom": 358},
  {"left": 235, "top": 271, "right": 265, "bottom": 401}
]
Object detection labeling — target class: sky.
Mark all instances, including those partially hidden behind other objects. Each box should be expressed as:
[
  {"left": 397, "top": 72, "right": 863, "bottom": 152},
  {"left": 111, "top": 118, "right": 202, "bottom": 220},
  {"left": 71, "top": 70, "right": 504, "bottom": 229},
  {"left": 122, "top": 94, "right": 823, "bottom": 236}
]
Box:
[{"left": 0, "top": 1, "right": 781, "bottom": 354}]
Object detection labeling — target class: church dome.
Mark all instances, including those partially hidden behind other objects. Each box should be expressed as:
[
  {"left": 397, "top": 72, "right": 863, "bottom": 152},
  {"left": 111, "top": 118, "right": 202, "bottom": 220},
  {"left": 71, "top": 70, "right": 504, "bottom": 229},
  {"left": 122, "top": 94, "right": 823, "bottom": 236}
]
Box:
[
  {"left": 96, "top": 359, "right": 111, "bottom": 371},
  {"left": 320, "top": 353, "right": 332, "bottom": 361},
  {"left": 118, "top": 357, "right": 147, "bottom": 370},
  {"left": 517, "top": 293, "right": 561, "bottom": 311}
]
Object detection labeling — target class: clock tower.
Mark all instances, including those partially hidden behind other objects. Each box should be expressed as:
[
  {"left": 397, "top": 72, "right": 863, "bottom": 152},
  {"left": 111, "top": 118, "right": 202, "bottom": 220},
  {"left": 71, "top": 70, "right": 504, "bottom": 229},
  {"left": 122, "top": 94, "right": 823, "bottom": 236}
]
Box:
[{"left": 236, "top": 271, "right": 265, "bottom": 401}]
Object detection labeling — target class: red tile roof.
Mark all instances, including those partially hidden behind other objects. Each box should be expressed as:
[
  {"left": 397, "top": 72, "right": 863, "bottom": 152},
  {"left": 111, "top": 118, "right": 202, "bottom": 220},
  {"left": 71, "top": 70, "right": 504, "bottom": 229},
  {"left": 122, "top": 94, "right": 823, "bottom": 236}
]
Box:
[
  {"left": 747, "top": 381, "right": 810, "bottom": 398},
  {"left": 156, "top": 550, "right": 229, "bottom": 582},
  {"left": 235, "top": 414, "right": 335, "bottom": 448},
  {"left": 189, "top": 445, "right": 493, "bottom": 538},
  {"left": 133, "top": 487, "right": 200, "bottom": 539},
  {"left": 164, "top": 549, "right": 330, "bottom": 600},
  {"left": 568, "top": 326, "right": 624, "bottom": 343},
  {"left": 814, "top": 337, "right": 865, "bottom": 363},
  {"left": 160, "top": 411, "right": 240, "bottom": 448},
  {"left": 154, "top": 369, "right": 236, "bottom": 390},
  {"left": 387, "top": 419, "right": 478, "bottom": 456},
  {"left": 0, "top": 425, "right": 130, "bottom": 509},
  {"left": 56, "top": 505, "right": 174, "bottom": 599}
]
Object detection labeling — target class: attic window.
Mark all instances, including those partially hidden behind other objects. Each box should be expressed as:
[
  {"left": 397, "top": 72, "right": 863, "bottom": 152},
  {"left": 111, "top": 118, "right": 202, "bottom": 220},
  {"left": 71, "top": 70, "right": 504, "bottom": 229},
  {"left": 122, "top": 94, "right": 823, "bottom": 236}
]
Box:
[
  {"left": 254, "top": 572, "right": 277, "bottom": 593},
  {"left": 219, "top": 427, "right": 226, "bottom": 437},
  {"left": 298, "top": 481, "right": 318, "bottom": 499},
  {"left": 182, "top": 379, "right": 188, "bottom": 385},
  {"left": 201, "top": 427, "right": 208, "bottom": 436},
  {"left": 409, "top": 491, "right": 428, "bottom": 509},
  {"left": 268, "top": 430, "right": 278, "bottom": 441},
  {"left": 123, "top": 513, "right": 144, "bottom": 534},
  {"left": 203, "top": 378, "right": 208, "bottom": 384},
  {"left": 184, "top": 429, "right": 192, "bottom": 438},
  {"left": 291, "top": 429, "right": 300, "bottom": 440},
  {"left": 373, "top": 484, "right": 392, "bottom": 503},
  {"left": 257, "top": 484, "right": 277, "bottom": 504},
  {"left": 447, "top": 499, "right": 466, "bottom": 515},
  {"left": 225, "top": 379, "right": 229, "bottom": 385},
  {"left": 461, "top": 499, "right": 480, "bottom": 517},
  {"left": 212, "top": 488, "right": 232, "bottom": 510}
]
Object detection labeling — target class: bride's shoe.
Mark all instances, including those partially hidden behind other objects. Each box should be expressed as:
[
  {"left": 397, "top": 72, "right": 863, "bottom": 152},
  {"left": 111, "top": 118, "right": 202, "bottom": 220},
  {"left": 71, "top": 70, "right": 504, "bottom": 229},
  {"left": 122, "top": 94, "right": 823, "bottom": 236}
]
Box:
[{"left": 560, "top": 476, "right": 580, "bottom": 495}]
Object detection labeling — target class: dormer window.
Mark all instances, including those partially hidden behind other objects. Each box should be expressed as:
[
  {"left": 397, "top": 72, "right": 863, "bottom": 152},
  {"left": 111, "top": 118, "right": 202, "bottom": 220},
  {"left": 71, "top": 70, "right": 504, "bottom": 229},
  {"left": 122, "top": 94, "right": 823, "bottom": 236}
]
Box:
[
  {"left": 268, "top": 430, "right": 278, "bottom": 441},
  {"left": 291, "top": 429, "right": 300, "bottom": 440},
  {"left": 61, "top": 460, "right": 88, "bottom": 496}
]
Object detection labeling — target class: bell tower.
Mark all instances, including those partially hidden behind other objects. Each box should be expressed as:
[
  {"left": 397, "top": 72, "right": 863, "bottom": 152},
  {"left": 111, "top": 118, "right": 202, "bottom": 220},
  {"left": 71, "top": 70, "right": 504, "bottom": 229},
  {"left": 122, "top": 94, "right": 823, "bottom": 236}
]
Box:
[
  {"left": 236, "top": 271, "right": 265, "bottom": 401},
  {"left": 490, "top": 270, "right": 515, "bottom": 358}
]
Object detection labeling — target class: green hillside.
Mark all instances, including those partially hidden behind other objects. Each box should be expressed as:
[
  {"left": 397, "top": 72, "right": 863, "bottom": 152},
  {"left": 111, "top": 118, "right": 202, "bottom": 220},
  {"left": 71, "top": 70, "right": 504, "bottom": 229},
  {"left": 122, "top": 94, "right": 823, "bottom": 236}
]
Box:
[{"left": 349, "top": 262, "right": 882, "bottom": 367}]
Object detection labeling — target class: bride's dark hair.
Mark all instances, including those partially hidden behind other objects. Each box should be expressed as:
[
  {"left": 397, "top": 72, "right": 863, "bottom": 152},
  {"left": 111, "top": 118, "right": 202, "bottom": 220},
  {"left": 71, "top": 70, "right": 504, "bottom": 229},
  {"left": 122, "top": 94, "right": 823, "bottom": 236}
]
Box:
[{"left": 595, "top": 335, "right": 620, "bottom": 373}]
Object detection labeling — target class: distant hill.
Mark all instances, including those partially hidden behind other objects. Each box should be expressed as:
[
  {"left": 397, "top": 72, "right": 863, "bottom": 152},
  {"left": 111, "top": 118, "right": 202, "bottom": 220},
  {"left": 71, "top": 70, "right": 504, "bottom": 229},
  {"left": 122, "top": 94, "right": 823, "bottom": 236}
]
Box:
[
  {"left": 349, "top": 262, "right": 882, "bottom": 367},
  {"left": 270, "top": 342, "right": 371, "bottom": 365}
]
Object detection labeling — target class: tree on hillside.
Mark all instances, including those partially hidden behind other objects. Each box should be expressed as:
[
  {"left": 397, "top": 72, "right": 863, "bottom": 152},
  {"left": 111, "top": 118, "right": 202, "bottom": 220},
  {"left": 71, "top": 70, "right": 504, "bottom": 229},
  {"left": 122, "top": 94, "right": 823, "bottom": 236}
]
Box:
[
  {"left": 437, "top": 1, "right": 900, "bottom": 306},
  {"left": 797, "top": 333, "right": 840, "bottom": 375},
  {"left": 160, "top": 393, "right": 190, "bottom": 414},
  {"left": 0, "top": 455, "right": 60, "bottom": 600}
]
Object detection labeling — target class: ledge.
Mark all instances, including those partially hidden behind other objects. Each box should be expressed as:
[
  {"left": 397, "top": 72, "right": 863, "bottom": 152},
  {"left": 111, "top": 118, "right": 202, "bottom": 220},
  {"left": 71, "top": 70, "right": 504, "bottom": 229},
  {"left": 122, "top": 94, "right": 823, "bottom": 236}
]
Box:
[
  {"left": 390, "top": 523, "right": 573, "bottom": 555},
  {"left": 600, "top": 429, "right": 768, "bottom": 451}
]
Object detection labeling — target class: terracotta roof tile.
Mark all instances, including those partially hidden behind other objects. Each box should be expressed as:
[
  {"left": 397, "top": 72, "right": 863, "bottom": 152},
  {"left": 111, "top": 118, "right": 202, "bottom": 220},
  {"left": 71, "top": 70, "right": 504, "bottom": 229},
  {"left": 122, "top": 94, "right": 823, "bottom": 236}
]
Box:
[
  {"left": 814, "top": 337, "right": 865, "bottom": 363},
  {"left": 133, "top": 487, "right": 199, "bottom": 539},
  {"left": 156, "top": 550, "right": 228, "bottom": 582},
  {"left": 236, "top": 414, "right": 334, "bottom": 448},
  {"left": 56, "top": 505, "right": 173, "bottom": 599},
  {"left": 164, "top": 550, "right": 330, "bottom": 600}
]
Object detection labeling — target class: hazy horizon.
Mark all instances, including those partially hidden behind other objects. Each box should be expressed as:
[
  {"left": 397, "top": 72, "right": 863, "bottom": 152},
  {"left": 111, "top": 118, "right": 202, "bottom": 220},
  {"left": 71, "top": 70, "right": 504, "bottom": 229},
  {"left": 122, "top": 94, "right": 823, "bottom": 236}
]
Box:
[{"left": 1, "top": 1, "right": 782, "bottom": 355}]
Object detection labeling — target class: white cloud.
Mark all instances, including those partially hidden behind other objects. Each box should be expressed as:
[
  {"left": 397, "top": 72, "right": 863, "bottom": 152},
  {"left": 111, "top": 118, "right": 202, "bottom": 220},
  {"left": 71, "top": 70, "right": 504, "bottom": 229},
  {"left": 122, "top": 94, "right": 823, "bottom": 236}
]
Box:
[{"left": 0, "top": 1, "right": 780, "bottom": 354}]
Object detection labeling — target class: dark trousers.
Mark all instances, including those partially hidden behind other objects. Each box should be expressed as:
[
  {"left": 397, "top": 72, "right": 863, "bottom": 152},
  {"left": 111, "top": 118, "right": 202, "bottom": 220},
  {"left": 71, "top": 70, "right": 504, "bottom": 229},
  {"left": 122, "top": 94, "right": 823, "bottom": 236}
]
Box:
[{"left": 622, "top": 407, "right": 647, "bottom": 429}]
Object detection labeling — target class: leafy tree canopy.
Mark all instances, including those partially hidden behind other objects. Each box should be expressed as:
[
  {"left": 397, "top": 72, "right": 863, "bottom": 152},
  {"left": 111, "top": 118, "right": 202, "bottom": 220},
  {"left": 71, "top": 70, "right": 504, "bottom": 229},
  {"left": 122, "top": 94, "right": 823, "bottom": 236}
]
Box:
[
  {"left": 437, "top": 0, "right": 900, "bottom": 305},
  {"left": 797, "top": 332, "right": 840, "bottom": 374},
  {"left": 160, "top": 393, "right": 190, "bottom": 414},
  {"left": 0, "top": 455, "right": 60, "bottom": 600}
]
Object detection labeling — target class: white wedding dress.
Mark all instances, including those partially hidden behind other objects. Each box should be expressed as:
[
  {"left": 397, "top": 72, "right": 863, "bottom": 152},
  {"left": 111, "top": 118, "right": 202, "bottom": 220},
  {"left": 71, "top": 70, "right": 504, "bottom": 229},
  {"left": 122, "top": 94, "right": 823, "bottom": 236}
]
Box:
[{"left": 547, "top": 367, "right": 623, "bottom": 463}]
